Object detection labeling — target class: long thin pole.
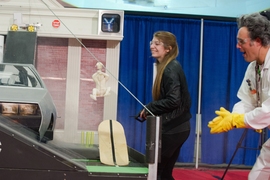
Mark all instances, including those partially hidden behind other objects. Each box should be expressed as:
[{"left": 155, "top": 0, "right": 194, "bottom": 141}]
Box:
[{"left": 195, "top": 18, "right": 204, "bottom": 169}]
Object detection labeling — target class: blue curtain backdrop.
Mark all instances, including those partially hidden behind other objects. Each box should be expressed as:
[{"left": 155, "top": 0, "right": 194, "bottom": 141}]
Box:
[
  {"left": 117, "top": 14, "right": 265, "bottom": 166},
  {"left": 117, "top": 15, "right": 201, "bottom": 163},
  {"left": 201, "top": 20, "right": 261, "bottom": 166}
]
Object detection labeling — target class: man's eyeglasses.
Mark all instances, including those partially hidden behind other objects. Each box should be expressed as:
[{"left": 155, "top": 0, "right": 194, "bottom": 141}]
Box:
[
  {"left": 237, "top": 38, "right": 250, "bottom": 45},
  {"left": 150, "top": 41, "right": 164, "bottom": 46}
]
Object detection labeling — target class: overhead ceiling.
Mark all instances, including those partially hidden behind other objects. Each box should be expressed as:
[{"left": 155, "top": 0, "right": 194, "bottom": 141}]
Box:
[{"left": 59, "top": 0, "right": 270, "bottom": 18}]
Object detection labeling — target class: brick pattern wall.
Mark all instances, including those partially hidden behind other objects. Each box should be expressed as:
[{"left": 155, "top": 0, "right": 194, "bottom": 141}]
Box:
[
  {"left": 36, "top": 37, "right": 68, "bottom": 129},
  {"left": 36, "top": 37, "right": 107, "bottom": 131},
  {"left": 79, "top": 39, "right": 106, "bottom": 130}
]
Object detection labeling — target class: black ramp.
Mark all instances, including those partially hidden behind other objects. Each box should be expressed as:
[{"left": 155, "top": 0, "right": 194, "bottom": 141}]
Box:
[
  {"left": 0, "top": 115, "right": 90, "bottom": 179},
  {"left": 3, "top": 31, "right": 37, "bottom": 64},
  {"left": 0, "top": 116, "right": 148, "bottom": 180}
]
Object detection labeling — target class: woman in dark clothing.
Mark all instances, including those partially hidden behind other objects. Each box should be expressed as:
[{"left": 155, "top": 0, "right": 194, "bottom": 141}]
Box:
[{"left": 139, "top": 31, "right": 192, "bottom": 180}]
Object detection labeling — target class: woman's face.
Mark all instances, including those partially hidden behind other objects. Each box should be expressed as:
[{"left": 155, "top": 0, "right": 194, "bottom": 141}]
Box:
[{"left": 150, "top": 37, "right": 168, "bottom": 62}]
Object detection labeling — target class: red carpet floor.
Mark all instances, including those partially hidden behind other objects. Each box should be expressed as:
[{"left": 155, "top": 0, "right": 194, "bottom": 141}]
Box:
[{"left": 172, "top": 168, "right": 249, "bottom": 180}]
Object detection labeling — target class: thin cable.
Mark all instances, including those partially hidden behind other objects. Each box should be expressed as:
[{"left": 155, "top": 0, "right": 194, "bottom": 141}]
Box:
[{"left": 40, "top": 0, "right": 154, "bottom": 116}]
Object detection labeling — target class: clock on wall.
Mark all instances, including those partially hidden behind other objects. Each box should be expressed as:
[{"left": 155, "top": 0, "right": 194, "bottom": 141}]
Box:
[{"left": 101, "top": 13, "right": 120, "bottom": 33}]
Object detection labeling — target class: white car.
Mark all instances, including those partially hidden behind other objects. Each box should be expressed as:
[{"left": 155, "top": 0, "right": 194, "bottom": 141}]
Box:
[{"left": 0, "top": 63, "right": 57, "bottom": 142}]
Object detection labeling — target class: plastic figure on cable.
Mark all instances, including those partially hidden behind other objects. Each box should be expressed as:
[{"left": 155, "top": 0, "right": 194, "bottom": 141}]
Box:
[{"left": 90, "top": 62, "right": 110, "bottom": 100}]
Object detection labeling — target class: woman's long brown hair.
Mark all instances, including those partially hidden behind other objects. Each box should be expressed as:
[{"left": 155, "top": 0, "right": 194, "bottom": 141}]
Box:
[{"left": 152, "top": 31, "right": 179, "bottom": 100}]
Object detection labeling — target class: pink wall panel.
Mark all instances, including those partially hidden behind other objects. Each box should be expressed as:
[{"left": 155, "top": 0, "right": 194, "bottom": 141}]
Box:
[
  {"left": 78, "top": 39, "right": 106, "bottom": 130},
  {"left": 36, "top": 37, "right": 68, "bottom": 129},
  {"left": 35, "top": 38, "right": 107, "bottom": 131}
]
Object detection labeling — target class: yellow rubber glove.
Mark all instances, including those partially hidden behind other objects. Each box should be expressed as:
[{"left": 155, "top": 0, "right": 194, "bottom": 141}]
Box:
[
  {"left": 208, "top": 107, "right": 233, "bottom": 132},
  {"left": 208, "top": 107, "right": 246, "bottom": 134},
  {"left": 255, "top": 129, "right": 262, "bottom": 133},
  {"left": 208, "top": 108, "right": 227, "bottom": 125}
]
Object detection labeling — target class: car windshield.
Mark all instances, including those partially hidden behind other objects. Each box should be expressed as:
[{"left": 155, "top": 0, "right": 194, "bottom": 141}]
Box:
[{"left": 0, "top": 64, "right": 41, "bottom": 88}]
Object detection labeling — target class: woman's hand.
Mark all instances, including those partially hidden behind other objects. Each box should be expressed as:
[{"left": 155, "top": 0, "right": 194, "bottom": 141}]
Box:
[{"left": 140, "top": 109, "right": 147, "bottom": 120}]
